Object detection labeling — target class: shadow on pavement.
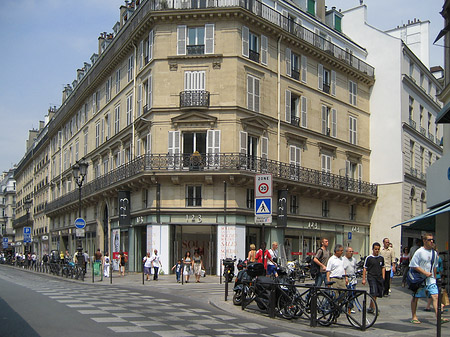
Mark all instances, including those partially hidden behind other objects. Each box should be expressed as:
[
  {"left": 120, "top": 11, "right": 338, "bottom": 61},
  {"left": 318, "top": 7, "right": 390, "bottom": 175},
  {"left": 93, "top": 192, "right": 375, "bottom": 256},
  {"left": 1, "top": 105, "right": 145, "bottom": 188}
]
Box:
[{"left": 0, "top": 297, "right": 40, "bottom": 337}]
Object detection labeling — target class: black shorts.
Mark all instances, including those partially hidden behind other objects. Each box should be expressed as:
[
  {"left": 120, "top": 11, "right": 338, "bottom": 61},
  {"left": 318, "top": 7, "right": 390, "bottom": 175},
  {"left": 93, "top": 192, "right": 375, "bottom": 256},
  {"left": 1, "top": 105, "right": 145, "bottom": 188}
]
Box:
[{"left": 368, "top": 277, "right": 384, "bottom": 298}]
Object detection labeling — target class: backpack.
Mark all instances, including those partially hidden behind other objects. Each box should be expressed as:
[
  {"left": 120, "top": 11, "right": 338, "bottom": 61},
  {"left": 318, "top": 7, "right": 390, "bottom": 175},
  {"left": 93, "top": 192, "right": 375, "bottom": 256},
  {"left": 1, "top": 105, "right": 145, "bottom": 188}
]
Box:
[{"left": 309, "top": 249, "right": 322, "bottom": 278}]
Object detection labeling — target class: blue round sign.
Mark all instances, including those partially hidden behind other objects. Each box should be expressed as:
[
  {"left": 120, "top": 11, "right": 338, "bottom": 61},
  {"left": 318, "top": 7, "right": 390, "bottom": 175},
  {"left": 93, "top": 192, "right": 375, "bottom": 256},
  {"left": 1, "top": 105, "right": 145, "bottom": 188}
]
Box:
[
  {"left": 447, "top": 167, "right": 450, "bottom": 181},
  {"left": 74, "top": 218, "right": 86, "bottom": 229}
]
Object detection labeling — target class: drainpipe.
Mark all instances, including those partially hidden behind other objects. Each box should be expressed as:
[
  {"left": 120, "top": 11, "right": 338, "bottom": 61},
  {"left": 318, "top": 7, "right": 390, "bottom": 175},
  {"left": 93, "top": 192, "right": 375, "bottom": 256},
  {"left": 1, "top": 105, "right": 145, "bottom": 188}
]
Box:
[
  {"left": 132, "top": 43, "right": 137, "bottom": 160},
  {"left": 277, "top": 35, "right": 282, "bottom": 162}
]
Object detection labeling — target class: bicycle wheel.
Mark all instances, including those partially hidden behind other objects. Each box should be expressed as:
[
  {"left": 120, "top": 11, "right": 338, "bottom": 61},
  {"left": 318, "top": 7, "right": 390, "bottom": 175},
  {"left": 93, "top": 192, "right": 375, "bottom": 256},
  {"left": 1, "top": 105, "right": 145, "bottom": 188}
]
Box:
[
  {"left": 241, "top": 284, "right": 255, "bottom": 310},
  {"left": 315, "top": 291, "right": 336, "bottom": 326},
  {"left": 345, "top": 292, "right": 378, "bottom": 329},
  {"left": 277, "top": 293, "right": 295, "bottom": 319}
]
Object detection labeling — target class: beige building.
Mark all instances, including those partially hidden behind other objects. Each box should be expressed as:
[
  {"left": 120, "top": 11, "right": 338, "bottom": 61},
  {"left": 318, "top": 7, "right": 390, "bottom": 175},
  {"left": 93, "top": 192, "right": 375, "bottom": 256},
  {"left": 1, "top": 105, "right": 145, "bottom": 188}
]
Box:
[
  {"left": 0, "top": 168, "right": 16, "bottom": 253},
  {"left": 16, "top": 0, "right": 376, "bottom": 273}
]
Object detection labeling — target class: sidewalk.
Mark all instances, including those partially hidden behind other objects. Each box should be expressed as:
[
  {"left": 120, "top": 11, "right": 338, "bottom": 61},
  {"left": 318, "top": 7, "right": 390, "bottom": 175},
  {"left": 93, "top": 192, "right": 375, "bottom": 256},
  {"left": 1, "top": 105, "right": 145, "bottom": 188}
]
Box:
[{"left": 91, "top": 270, "right": 448, "bottom": 337}]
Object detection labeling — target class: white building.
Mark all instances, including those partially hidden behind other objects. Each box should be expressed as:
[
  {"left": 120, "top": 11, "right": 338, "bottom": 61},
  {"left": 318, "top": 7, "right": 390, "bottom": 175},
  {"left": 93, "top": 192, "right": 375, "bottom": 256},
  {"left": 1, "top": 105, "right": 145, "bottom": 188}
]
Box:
[{"left": 338, "top": 4, "right": 443, "bottom": 255}]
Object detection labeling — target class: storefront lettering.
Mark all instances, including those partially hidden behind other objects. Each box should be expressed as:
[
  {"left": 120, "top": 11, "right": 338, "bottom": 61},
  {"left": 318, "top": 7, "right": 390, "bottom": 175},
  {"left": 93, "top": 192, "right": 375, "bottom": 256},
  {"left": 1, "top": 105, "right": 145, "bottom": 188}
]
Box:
[
  {"left": 308, "top": 222, "right": 318, "bottom": 229},
  {"left": 351, "top": 226, "right": 360, "bottom": 233},
  {"left": 186, "top": 214, "right": 202, "bottom": 223}
]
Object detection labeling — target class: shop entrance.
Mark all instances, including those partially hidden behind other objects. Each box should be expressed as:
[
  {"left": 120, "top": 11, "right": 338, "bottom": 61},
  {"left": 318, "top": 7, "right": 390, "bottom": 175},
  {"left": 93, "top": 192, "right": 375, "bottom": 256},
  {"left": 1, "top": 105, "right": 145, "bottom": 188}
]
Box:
[{"left": 173, "top": 225, "right": 216, "bottom": 275}]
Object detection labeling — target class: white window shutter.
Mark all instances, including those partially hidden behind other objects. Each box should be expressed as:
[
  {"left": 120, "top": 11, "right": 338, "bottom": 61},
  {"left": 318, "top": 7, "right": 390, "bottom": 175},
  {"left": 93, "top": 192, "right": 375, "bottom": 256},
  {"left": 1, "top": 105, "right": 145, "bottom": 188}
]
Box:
[
  {"left": 139, "top": 40, "right": 143, "bottom": 69},
  {"left": 318, "top": 63, "right": 323, "bottom": 90},
  {"left": 205, "top": 24, "right": 214, "bottom": 54},
  {"left": 242, "top": 26, "right": 249, "bottom": 57},
  {"left": 254, "top": 78, "right": 260, "bottom": 112},
  {"left": 345, "top": 160, "right": 350, "bottom": 177},
  {"left": 301, "top": 96, "right": 307, "bottom": 128},
  {"left": 331, "top": 70, "right": 336, "bottom": 96},
  {"left": 239, "top": 131, "right": 248, "bottom": 154},
  {"left": 261, "top": 35, "right": 268, "bottom": 65},
  {"left": 136, "top": 138, "right": 141, "bottom": 156},
  {"left": 146, "top": 132, "right": 151, "bottom": 154},
  {"left": 301, "top": 55, "right": 307, "bottom": 82},
  {"left": 168, "top": 131, "right": 180, "bottom": 155},
  {"left": 331, "top": 108, "right": 337, "bottom": 137},
  {"left": 296, "top": 147, "right": 301, "bottom": 166},
  {"left": 148, "top": 74, "right": 152, "bottom": 108},
  {"left": 286, "top": 48, "right": 291, "bottom": 76},
  {"left": 177, "top": 25, "right": 186, "bottom": 55},
  {"left": 261, "top": 136, "right": 268, "bottom": 159},
  {"left": 137, "top": 84, "right": 142, "bottom": 116},
  {"left": 285, "top": 90, "right": 291, "bottom": 122},
  {"left": 348, "top": 81, "right": 352, "bottom": 104},
  {"left": 247, "top": 76, "right": 253, "bottom": 111},
  {"left": 321, "top": 105, "right": 327, "bottom": 134},
  {"left": 207, "top": 130, "right": 220, "bottom": 154},
  {"left": 289, "top": 145, "right": 296, "bottom": 165},
  {"left": 149, "top": 30, "right": 154, "bottom": 61},
  {"left": 357, "top": 163, "right": 362, "bottom": 180}
]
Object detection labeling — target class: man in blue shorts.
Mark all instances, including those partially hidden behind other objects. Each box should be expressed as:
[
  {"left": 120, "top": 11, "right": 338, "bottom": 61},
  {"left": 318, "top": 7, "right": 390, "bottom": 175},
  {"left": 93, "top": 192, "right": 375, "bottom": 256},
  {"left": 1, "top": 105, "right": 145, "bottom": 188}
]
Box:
[
  {"left": 362, "top": 242, "right": 385, "bottom": 315},
  {"left": 409, "top": 233, "right": 449, "bottom": 324}
]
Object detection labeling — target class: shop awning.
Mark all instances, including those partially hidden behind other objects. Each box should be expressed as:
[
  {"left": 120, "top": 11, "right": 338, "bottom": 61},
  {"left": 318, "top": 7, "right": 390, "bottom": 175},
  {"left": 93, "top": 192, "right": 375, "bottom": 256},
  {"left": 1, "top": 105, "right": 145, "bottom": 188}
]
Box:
[
  {"left": 391, "top": 201, "right": 450, "bottom": 231},
  {"left": 436, "top": 102, "right": 450, "bottom": 124},
  {"left": 434, "top": 22, "right": 450, "bottom": 44}
]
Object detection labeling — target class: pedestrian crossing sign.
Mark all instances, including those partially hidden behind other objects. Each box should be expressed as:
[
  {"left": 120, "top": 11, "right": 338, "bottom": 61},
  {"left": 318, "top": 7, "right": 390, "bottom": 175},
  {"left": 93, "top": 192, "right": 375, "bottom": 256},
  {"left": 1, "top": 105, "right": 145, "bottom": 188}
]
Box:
[{"left": 255, "top": 197, "right": 272, "bottom": 215}]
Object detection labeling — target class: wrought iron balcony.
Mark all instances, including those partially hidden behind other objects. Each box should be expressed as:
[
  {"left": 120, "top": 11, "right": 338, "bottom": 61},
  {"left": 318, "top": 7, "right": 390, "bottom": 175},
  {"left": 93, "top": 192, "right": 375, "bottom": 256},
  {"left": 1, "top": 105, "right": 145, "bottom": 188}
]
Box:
[
  {"left": 322, "top": 83, "right": 330, "bottom": 94},
  {"left": 187, "top": 44, "right": 205, "bottom": 55},
  {"left": 291, "top": 68, "right": 300, "bottom": 81},
  {"left": 291, "top": 116, "right": 300, "bottom": 127},
  {"left": 249, "top": 49, "right": 260, "bottom": 63},
  {"left": 46, "top": 153, "right": 378, "bottom": 213},
  {"left": 180, "top": 90, "right": 210, "bottom": 108}
]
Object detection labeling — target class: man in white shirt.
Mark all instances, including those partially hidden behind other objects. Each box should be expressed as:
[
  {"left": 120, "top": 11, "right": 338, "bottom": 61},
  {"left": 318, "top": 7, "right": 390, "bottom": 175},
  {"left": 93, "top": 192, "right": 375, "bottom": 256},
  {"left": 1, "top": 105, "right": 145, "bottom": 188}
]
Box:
[
  {"left": 326, "top": 244, "right": 347, "bottom": 290},
  {"left": 151, "top": 249, "right": 162, "bottom": 280},
  {"left": 267, "top": 241, "right": 279, "bottom": 277}
]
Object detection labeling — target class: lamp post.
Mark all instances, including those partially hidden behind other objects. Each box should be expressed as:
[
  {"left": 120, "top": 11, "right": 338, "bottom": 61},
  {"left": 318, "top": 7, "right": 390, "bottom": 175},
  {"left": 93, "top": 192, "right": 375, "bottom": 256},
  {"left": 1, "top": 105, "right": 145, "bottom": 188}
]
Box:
[
  {"left": 72, "top": 160, "right": 88, "bottom": 250},
  {"left": 24, "top": 198, "right": 32, "bottom": 254}
]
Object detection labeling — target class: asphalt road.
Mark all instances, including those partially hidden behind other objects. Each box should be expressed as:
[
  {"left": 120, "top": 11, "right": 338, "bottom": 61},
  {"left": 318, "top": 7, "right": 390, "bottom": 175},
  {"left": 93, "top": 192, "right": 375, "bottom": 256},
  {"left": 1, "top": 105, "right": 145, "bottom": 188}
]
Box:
[{"left": 0, "top": 266, "right": 318, "bottom": 337}]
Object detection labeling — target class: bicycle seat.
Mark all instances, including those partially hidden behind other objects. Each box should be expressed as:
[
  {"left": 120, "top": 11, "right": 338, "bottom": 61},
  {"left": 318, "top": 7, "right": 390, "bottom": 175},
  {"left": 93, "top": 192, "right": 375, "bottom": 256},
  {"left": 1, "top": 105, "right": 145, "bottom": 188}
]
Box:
[{"left": 325, "top": 280, "right": 335, "bottom": 286}]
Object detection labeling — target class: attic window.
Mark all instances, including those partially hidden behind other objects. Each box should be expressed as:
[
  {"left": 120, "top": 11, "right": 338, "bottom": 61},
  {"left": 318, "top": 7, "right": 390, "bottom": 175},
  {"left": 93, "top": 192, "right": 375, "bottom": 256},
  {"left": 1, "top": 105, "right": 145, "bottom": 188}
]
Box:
[
  {"left": 307, "top": 0, "right": 316, "bottom": 16},
  {"left": 335, "top": 15, "right": 342, "bottom": 32}
]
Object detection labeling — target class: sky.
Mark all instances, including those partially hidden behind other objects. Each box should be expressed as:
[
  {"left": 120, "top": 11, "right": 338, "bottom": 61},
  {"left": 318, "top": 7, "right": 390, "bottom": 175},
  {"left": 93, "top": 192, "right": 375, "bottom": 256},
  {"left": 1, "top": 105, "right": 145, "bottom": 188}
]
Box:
[{"left": 0, "top": 0, "right": 446, "bottom": 172}]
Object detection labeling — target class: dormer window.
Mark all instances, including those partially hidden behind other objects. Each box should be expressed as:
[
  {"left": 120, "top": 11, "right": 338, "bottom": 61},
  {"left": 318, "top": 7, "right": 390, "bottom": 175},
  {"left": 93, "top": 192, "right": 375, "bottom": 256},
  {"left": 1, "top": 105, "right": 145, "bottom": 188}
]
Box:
[{"left": 307, "top": 0, "right": 316, "bottom": 16}]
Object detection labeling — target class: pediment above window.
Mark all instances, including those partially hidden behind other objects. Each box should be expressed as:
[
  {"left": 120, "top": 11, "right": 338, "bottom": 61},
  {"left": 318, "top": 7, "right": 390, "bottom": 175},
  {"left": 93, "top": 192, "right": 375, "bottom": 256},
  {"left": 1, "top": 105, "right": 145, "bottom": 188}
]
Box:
[
  {"left": 134, "top": 116, "right": 152, "bottom": 134},
  {"left": 345, "top": 150, "right": 362, "bottom": 162},
  {"left": 171, "top": 111, "right": 217, "bottom": 129},
  {"left": 241, "top": 116, "right": 269, "bottom": 135}
]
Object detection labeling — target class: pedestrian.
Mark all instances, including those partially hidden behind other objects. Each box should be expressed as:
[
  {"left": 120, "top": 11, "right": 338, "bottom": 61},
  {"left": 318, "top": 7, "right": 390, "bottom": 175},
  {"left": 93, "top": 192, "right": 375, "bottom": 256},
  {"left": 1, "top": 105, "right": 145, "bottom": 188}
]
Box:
[
  {"left": 362, "top": 242, "right": 385, "bottom": 315},
  {"left": 424, "top": 246, "right": 445, "bottom": 313},
  {"left": 183, "top": 251, "right": 192, "bottom": 283},
  {"left": 151, "top": 249, "right": 161, "bottom": 280},
  {"left": 119, "top": 250, "right": 126, "bottom": 276},
  {"left": 326, "top": 244, "right": 347, "bottom": 294},
  {"left": 42, "top": 253, "right": 49, "bottom": 273},
  {"left": 343, "top": 246, "right": 357, "bottom": 314},
  {"left": 255, "top": 242, "right": 273, "bottom": 273},
  {"left": 143, "top": 252, "right": 152, "bottom": 281},
  {"left": 83, "top": 250, "right": 90, "bottom": 274},
  {"left": 380, "top": 238, "right": 395, "bottom": 297},
  {"left": 94, "top": 249, "right": 102, "bottom": 262},
  {"left": 31, "top": 252, "right": 37, "bottom": 270},
  {"left": 192, "top": 249, "right": 204, "bottom": 283},
  {"left": 172, "top": 259, "right": 182, "bottom": 282},
  {"left": 313, "top": 238, "right": 330, "bottom": 287},
  {"left": 267, "top": 242, "right": 279, "bottom": 277},
  {"left": 409, "top": 238, "right": 422, "bottom": 259},
  {"left": 103, "top": 252, "right": 110, "bottom": 278},
  {"left": 247, "top": 244, "right": 257, "bottom": 263},
  {"left": 400, "top": 247, "right": 410, "bottom": 288}
]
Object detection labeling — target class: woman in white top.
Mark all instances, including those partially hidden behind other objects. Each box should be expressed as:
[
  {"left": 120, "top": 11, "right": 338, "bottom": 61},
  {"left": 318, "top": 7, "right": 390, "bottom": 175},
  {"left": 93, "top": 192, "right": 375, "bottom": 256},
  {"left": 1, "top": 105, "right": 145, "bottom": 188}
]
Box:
[
  {"left": 151, "top": 249, "right": 162, "bottom": 280},
  {"left": 183, "top": 251, "right": 192, "bottom": 283},
  {"left": 103, "top": 252, "right": 110, "bottom": 278}
]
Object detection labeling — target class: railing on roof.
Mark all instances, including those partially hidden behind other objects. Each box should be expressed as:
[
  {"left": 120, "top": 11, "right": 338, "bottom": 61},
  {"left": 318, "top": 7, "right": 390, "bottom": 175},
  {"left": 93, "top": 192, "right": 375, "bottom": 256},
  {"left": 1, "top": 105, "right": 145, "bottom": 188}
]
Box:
[
  {"left": 144, "top": 0, "right": 374, "bottom": 77},
  {"left": 46, "top": 153, "right": 378, "bottom": 213}
]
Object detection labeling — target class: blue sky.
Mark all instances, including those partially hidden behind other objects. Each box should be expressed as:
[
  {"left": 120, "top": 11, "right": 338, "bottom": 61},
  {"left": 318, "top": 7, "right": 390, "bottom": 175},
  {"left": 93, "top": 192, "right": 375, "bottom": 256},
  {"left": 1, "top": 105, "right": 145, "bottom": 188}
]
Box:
[{"left": 0, "top": 0, "right": 446, "bottom": 172}]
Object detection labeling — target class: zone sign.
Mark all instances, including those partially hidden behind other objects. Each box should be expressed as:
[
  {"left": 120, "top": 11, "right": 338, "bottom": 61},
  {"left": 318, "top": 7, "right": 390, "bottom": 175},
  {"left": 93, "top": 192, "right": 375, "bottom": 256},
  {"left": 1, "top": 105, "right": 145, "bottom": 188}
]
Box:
[{"left": 255, "top": 174, "right": 272, "bottom": 198}]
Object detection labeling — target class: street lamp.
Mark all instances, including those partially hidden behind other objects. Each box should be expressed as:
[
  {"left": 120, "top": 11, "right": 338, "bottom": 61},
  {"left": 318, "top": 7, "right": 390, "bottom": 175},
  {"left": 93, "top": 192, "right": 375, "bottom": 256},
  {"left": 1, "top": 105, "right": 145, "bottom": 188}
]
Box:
[
  {"left": 73, "top": 159, "right": 88, "bottom": 250},
  {"left": 24, "top": 197, "right": 32, "bottom": 254}
]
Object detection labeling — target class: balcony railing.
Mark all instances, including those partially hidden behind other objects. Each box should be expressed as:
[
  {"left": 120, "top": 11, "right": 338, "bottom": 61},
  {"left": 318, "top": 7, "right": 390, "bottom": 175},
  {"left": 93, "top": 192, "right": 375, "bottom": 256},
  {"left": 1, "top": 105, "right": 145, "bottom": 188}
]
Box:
[
  {"left": 322, "top": 83, "right": 330, "bottom": 94},
  {"left": 187, "top": 44, "right": 205, "bottom": 55},
  {"left": 180, "top": 90, "right": 210, "bottom": 108},
  {"left": 139, "top": 0, "right": 374, "bottom": 77},
  {"left": 46, "top": 153, "right": 378, "bottom": 213},
  {"left": 291, "top": 68, "right": 300, "bottom": 81},
  {"left": 249, "top": 49, "right": 260, "bottom": 63},
  {"left": 408, "top": 118, "right": 416, "bottom": 130},
  {"left": 291, "top": 116, "right": 300, "bottom": 127}
]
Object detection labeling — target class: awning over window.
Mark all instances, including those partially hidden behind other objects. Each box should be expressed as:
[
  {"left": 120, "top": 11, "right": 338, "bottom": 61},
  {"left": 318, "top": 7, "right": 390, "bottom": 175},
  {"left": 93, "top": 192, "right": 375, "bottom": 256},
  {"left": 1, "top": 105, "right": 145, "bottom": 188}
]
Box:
[
  {"left": 436, "top": 102, "right": 450, "bottom": 124},
  {"left": 434, "top": 22, "right": 450, "bottom": 44},
  {"left": 391, "top": 201, "right": 450, "bottom": 231}
]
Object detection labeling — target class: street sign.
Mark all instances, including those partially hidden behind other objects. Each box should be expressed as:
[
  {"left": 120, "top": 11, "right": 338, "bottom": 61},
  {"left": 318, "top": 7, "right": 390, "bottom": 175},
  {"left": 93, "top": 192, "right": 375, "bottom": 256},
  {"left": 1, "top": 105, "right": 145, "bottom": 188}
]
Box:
[
  {"left": 255, "top": 197, "right": 272, "bottom": 214},
  {"left": 23, "top": 227, "right": 31, "bottom": 243},
  {"left": 348, "top": 232, "right": 352, "bottom": 240},
  {"left": 255, "top": 174, "right": 272, "bottom": 198},
  {"left": 74, "top": 218, "right": 86, "bottom": 229},
  {"left": 76, "top": 228, "right": 85, "bottom": 237},
  {"left": 2, "top": 237, "right": 8, "bottom": 249}
]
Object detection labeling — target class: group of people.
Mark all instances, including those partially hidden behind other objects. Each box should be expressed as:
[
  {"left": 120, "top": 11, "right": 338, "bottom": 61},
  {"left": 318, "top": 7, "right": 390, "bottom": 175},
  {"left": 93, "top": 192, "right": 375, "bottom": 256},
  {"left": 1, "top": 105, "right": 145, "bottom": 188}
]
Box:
[
  {"left": 143, "top": 249, "right": 162, "bottom": 281},
  {"left": 246, "top": 241, "right": 280, "bottom": 276},
  {"left": 173, "top": 249, "right": 205, "bottom": 283}
]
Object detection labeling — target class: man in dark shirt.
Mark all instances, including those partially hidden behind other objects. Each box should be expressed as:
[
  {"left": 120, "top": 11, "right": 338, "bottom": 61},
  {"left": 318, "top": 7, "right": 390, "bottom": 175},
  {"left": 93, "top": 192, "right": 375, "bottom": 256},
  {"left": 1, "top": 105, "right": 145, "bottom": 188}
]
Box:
[
  {"left": 313, "top": 238, "right": 330, "bottom": 287},
  {"left": 362, "top": 242, "right": 385, "bottom": 314}
]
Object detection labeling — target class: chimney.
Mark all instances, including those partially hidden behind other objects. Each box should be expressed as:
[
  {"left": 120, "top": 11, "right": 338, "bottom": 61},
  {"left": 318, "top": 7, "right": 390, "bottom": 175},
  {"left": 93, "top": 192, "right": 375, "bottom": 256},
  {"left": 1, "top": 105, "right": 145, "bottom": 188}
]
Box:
[
  {"left": 90, "top": 53, "right": 98, "bottom": 64},
  {"left": 84, "top": 62, "right": 91, "bottom": 72},
  {"left": 120, "top": 5, "right": 127, "bottom": 28},
  {"left": 98, "top": 32, "right": 106, "bottom": 55},
  {"left": 316, "top": 0, "right": 326, "bottom": 24},
  {"left": 39, "top": 121, "right": 45, "bottom": 131},
  {"left": 47, "top": 106, "right": 56, "bottom": 122}
]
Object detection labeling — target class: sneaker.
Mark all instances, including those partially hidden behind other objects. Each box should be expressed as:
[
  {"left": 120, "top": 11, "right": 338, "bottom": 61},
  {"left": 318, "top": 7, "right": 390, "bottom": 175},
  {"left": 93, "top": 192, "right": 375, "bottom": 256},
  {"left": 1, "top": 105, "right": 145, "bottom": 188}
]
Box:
[{"left": 367, "top": 308, "right": 375, "bottom": 314}]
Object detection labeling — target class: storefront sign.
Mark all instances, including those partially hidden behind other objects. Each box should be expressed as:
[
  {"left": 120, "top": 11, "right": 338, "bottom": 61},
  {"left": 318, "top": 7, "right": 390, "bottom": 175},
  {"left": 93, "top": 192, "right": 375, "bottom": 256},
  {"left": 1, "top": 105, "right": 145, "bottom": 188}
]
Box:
[
  {"left": 255, "top": 174, "right": 272, "bottom": 198},
  {"left": 277, "top": 190, "right": 288, "bottom": 227},
  {"left": 118, "top": 191, "right": 131, "bottom": 226},
  {"left": 186, "top": 214, "right": 203, "bottom": 223},
  {"left": 291, "top": 252, "right": 302, "bottom": 256}
]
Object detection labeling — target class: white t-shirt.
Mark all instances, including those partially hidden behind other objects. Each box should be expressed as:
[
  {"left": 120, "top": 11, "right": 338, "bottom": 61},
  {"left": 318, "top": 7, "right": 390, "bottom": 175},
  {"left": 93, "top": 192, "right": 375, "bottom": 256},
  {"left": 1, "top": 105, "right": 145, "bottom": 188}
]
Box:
[
  {"left": 143, "top": 256, "right": 152, "bottom": 268},
  {"left": 409, "top": 247, "right": 437, "bottom": 286},
  {"left": 326, "top": 255, "right": 346, "bottom": 278},
  {"left": 267, "top": 249, "right": 278, "bottom": 266},
  {"left": 151, "top": 254, "right": 161, "bottom": 268}
]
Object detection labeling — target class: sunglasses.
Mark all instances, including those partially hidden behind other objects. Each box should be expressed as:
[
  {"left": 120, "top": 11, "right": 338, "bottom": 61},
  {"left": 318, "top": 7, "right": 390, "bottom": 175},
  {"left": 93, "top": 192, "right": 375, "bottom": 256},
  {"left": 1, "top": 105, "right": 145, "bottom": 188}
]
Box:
[{"left": 425, "top": 238, "right": 435, "bottom": 242}]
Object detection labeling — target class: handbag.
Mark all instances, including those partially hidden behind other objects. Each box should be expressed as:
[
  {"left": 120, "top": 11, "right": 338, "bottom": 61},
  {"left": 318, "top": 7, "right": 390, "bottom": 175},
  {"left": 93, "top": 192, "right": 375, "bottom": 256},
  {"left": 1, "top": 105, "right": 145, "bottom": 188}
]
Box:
[{"left": 406, "top": 250, "right": 434, "bottom": 292}]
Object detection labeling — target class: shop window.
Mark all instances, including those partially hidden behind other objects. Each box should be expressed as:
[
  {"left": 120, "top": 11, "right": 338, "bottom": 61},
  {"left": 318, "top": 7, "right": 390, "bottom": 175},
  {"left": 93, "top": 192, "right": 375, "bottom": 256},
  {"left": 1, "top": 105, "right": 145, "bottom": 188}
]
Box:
[
  {"left": 186, "top": 185, "right": 202, "bottom": 207},
  {"left": 246, "top": 188, "right": 254, "bottom": 209}
]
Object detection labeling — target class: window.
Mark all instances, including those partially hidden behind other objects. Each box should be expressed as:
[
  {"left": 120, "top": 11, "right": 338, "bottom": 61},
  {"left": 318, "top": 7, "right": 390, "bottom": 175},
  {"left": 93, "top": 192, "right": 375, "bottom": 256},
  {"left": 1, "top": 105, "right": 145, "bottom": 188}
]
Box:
[
  {"left": 321, "top": 105, "right": 337, "bottom": 137},
  {"left": 409, "top": 96, "right": 414, "bottom": 121},
  {"left": 349, "top": 116, "right": 357, "bottom": 145},
  {"left": 307, "top": 0, "right": 316, "bottom": 16},
  {"left": 285, "top": 90, "right": 307, "bottom": 127},
  {"left": 345, "top": 161, "right": 362, "bottom": 180},
  {"left": 103, "top": 158, "right": 109, "bottom": 174},
  {"left": 126, "top": 93, "right": 133, "bottom": 126},
  {"left": 114, "top": 105, "right": 120, "bottom": 134},
  {"left": 420, "top": 72, "right": 424, "bottom": 88},
  {"left": 105, "top": 113, "right": 110, "bottom": 140},
  {"left": 177, "top": 24, "right": 214, "bottom": 55},
  {"left": 137, "top": 84, "right": 142, "bottom": 117},
  {"left": 290, "top": 195, "right": 298, "bottom": 214},
  {"left": 95, "top": 121, "right": 100, "bottom": 147},
  {"left": 349, "top": 80, "right": 357, "bottom": 105},
  {"left": 321, "top": 154, "right": 332, "bottom": 186},
  {"left": 349, "top": 205, "right": 356, "bottom": 220},
  {"left": 242, "top": 26, "right": 268, "bottom": 65},
  {"left": 143, "top": 74, "right": 152, "bottom": 111},
  {"left": 322, "top": 200, "right": 329, "bottom": 217},
  {"left": 246, "top": 189, "right": 254, "bottom": 209},
  {"left": 410, "top": 140, "right": 415, "bottom": 169},
  {"left": 105, "top": 77, "right": 111, "bottom": 102},
  {"left": 75, "top": 140, "right": 79, "bottom": 162},
  {"left": 409, "top": 61, "right": 414, "bottom": 77},
  {"left": 334, "top": 14, "right": 342, "bottom": 32},
  {"left": 247, "top": 75, "right": 260, "bottom": 112},
  {"left": 318, "top": 64, "right": 335, "bottom": 95},
  {"left": 420, "top": 147, "right": 425, "bottom": 173},
  {"left": 427, "top": 112, "right": 432, "bottom": 134},
  {"left": 115, "top": 69, "right": 120, "bottom": 94},
  {"left": 184, "top": 71, "right": 205, "bottom": 91},
  {"left": 83, "top": 128, "right": 88, "bottom": 156},
  {"left": 186, "top": 185, "right": 202, "bottom": 207},
  {"left": 428, "top": 80, "right": 432, "bottom": 95},
  {"left": 127, "top": 55, "right": 134, "bottom": 82}
]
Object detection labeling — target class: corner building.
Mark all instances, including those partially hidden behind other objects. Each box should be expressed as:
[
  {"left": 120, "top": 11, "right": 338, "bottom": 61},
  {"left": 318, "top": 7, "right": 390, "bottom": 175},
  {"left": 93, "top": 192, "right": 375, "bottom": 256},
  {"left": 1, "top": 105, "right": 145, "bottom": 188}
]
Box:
[{"left": 45, "top": 0, "right": 376, "bottom": 274}]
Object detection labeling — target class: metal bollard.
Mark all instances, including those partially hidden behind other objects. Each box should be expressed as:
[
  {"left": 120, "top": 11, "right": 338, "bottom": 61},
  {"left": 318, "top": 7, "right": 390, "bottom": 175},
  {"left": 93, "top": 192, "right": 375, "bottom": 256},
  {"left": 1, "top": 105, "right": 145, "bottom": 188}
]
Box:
[
  {"left": 310, "top": 286, "right": 317, "bottom": 327},
  {"left": 92, "top": 262, "right": 95, "bottom": 283},
  {"left": 142, "top": 263, "right": 145, "bottom": 285},
  {"left": 362, "top": 292, "right": 367, "bottom": 331}
]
